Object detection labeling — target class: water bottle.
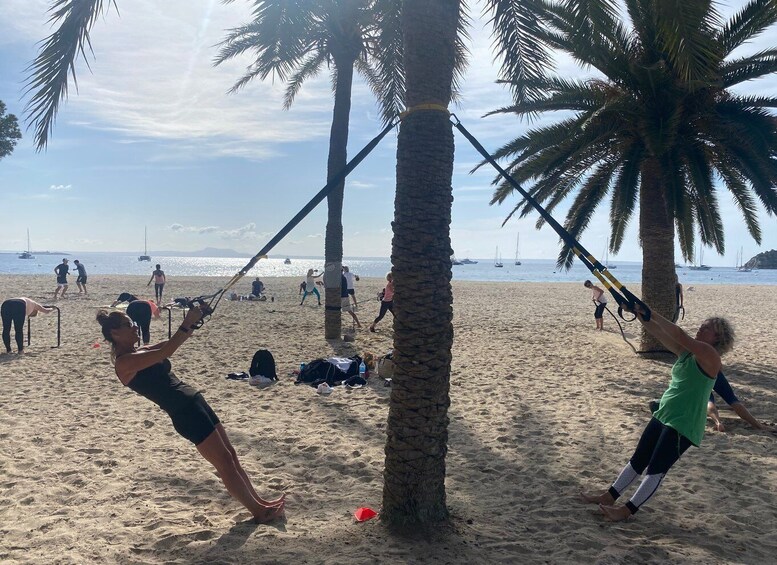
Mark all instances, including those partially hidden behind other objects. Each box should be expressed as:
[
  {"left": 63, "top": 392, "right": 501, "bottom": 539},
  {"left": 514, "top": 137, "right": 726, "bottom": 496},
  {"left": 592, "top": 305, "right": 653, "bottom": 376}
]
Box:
[
  {"left": 300, "top": 362, "right": 306, "bottom": 375},
  {"left": 359, "top": 360, "right": 366, "bottom": 378}
]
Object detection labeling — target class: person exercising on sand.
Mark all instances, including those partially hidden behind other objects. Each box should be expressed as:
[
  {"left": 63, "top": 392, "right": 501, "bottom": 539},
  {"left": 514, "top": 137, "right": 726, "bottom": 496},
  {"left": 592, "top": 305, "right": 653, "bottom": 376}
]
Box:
[
  {"left": 96, "top": 304, "right": 285, "bottom": 523},
  {"left": 580, "top": 304, "right": 734, "bottom": 521}
]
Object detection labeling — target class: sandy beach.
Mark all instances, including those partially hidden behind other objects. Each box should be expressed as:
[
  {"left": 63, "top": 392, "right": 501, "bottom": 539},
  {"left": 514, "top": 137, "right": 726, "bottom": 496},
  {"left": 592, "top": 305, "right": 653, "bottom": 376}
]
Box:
[{"left": 1, "top": 274, "right": 775, "bottom": 564}]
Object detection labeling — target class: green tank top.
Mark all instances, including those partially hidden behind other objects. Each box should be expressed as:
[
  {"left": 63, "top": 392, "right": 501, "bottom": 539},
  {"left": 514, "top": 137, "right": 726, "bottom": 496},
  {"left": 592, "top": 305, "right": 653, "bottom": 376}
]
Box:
[{"left": 653, "top": 352, "right": 716, "bottom": 446}]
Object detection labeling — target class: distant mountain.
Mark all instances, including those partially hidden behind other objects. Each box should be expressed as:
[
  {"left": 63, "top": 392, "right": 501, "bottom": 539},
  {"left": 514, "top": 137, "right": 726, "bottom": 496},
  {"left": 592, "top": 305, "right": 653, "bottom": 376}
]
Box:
[
  {"left": 747, "top": 249, "right": 777, "bottom": 269},
  {"left": 156, "top": 248, "right": 253, "bottom": 258}
]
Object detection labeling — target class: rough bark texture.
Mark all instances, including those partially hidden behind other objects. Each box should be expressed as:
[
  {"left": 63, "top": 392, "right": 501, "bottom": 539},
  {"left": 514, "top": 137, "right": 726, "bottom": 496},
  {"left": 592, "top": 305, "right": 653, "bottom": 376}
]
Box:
[
  {"left": 381, "top": 0, "right": 459, "bottom": 527},
  {"left": 323, "top": 57, "right": 355, "bottom": 339},
  {"left": 639, "top": 159, "right": 677, "bottom": 355}
]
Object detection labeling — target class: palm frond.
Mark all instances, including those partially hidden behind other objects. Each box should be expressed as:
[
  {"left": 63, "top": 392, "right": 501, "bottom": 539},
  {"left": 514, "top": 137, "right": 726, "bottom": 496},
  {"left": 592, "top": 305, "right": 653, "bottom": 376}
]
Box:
[
  {"left": 609, "top": 143, "right": 641, "bottom": 252},
  {"left": 483, "top": 0, "right": 555, "bottom": 103},
  {"left": 722, "top": 52, "right": 777, "bottom": 87},
  {"left": 718, "top": 0, "right": 777, "bottom": 56},
  {"left": 283, "top": 52, "right": 327, "bottom": 108},
  {"left": 716, "top": 162, "right": 763, "bottom": 243},
  {"left": 367, "top": 0, "right": 404, "bottom": 124},
  {"left": 23, "top": 0, "right": 118, "bottom": 150}
]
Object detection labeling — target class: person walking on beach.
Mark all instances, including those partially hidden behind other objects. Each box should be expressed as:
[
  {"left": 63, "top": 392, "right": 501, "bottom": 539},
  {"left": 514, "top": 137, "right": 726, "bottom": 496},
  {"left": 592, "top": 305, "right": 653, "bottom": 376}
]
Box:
[
  {"left": 300, "top": 269, "right": 323, "bottom": 306},
  {"left": 342, "top": 265, "right": 359, "bottom": 308},
  {"left": 53, "top": 258, "right": 69, "bottom": 299},
  {"left": 73, "top": 259, "right": 88, "bottom": 294},
  {"left": 96, "top": 304, "right": 285, "bottom": 523},
  {"left": 147, "top": 264, "right": 166, "bottom": 304},
  {"left": 341, "top": 272, "right": 361, "bottom": 328},
  {"left": 1, "top": 297, "right": 54, "bottom": 354},
  {"left": 581, "top": 305, "right": 734, "bottom": 521},
  {"left": 369, "top": 272, "right": 394, "bottom": 333},
  {"left": 111, "top": 292, "right": 160, "bottom": 345},
  {"left": 583, "top": 279, "right": 607, "bottom": 330}
]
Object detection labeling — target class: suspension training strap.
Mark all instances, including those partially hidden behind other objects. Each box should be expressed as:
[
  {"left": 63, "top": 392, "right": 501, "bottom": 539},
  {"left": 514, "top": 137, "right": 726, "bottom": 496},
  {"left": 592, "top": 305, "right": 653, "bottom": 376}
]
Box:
[{"left": 451, "top": 116, "right": 651, "bottom": 321}]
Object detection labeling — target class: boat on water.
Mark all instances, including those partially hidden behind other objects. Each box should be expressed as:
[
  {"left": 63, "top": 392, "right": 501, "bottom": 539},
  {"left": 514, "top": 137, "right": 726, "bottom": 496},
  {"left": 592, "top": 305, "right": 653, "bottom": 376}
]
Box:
[
  {"left": 284, "top": 258, "right": 292, "bottom": 265},
  {"left": 688, "top": 246, "right": 711, "bottom": 270},
  {"left": 138, "top": 226, "right": 151, "bottom": 261},
  {"left": 736, "top": 247, "right": 751, "bottom": 272},
  {"left": 460, "top": 258, "right": 478, "bottom": 264},
  {"left": 19, "top": 229, "right": 35, "bottom": 259},
  {"left": 603, "top": 239, "right": 616, "bottom": 269},
  {"left": 514, "top": 233, "right": 521, "bottom": 266},
  {"left": 451, "top": 255, "right": 463, "bottom": 265},
  {"left": 494, "top": 246, "right": 503, "bottom": 268}
]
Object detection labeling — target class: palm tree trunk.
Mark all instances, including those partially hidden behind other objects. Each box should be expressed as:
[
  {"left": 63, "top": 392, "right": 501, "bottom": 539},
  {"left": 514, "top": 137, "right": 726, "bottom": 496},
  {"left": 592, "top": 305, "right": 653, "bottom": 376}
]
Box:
[
  {"left": 639, "top": 159, "right": 677, "bottom": 355},
  {"left": 381, "top": 0, "right": 459, "bottom": 527},
  {"left": 323, "top": 58, "right": 355, "bottom": 339}
]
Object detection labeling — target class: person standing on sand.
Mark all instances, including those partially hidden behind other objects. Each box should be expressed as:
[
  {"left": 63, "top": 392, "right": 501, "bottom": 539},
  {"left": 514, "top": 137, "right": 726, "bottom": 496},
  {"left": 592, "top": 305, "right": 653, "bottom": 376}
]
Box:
[
  {"left": 369, "top": 272, "right": 394, "bottom": 333},
  {"left": 300, "top": 269, "right": 323, "bottom": 306},
  {"left": 73, "top": 259, "right": 88, "bottom": 294},
  {"left": 147, "top": 264, "right": 166, "bottom": 304},
  {"left": 341, "top": 272, "right": 361, "bottom": 328},
  {"left": 53, "top": 258, "right": 69, "bottom": 299},
  {"left": 96, "top": 304, "right": 285, "bottom": 523},
  {"left": 583, "top": 279, "right": 607, "bottom": 331},
  {"left": 1, "top": 297, "right": 54, "bottom": 354},
  {"left": 342, "top": 265, "right": 359, "bottom": 308},
  {"left": 581, "top": 305, "right": 734, "bottom": 521}
]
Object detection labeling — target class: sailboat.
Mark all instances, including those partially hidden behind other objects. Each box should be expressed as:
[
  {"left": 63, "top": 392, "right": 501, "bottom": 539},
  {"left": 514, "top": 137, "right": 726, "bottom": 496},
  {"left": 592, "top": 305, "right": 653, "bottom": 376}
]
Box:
[
  {"left": 688, "top": 247, "right": 711, "bottom": 270},
  {"left": 494, "top": 246, "right": 503, "bottom": 268},
  {"left": 18, "top": 229, "right": 34, "bottom": 259},
  {"left": 514, "top": 233, "right": 521, "bottom": 266},
  {"left": 603, "top": 240, "right": 616, "bottom": 269},
  {"left": 736, "top": 247, "right": 751, "bottom": 272},
  {"left": 138, "top": 227, "right": 151, "bottom": 261}
]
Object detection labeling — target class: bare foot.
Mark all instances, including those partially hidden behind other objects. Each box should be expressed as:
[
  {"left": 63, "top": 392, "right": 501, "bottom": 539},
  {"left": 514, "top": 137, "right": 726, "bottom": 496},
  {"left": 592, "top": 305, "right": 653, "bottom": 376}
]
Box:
[
  {"left": 260, "top": 493, "right": 286, "bottom": 506},
  {"left": 599, "top": 503, "right": 632, "bottom": 522},
  {"left": 253, "top": 502, "right": 285, "bottom": 524},
  {"left": 579, "top": 490, "right": 615, "bottom": 505}
]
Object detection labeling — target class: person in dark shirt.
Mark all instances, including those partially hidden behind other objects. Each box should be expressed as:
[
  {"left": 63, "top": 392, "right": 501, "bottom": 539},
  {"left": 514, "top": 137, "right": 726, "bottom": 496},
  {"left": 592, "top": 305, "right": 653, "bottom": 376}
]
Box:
[
  {"left": 53, "top": 258, "right": 69, "bottom": 300},
  {"left": 73, "top": 260, "right": 88, "bottom": 294},
  {"left": 341, "top": 273, "right": 361, "bottom": 328},
  {"left": 96, "top": 304, "right": 284, "bottom": 523},
  {"left": 250, "top": 278, "right": 265, "bottom": 300}
]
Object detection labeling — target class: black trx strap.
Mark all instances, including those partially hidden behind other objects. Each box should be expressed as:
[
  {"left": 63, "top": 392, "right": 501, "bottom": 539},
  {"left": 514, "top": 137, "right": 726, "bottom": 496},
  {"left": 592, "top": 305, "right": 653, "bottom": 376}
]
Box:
[
  {"left": 451, "top": 115, "right": 651, "bottom": 322},
  {"left": 186, "top": 119, "right": 398, "bottom": 327}
]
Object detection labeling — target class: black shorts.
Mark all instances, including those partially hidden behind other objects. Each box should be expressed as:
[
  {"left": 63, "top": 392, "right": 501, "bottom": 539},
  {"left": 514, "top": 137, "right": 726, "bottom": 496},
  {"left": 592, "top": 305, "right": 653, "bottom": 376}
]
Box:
[
  {"left": 594, "top": 303, "right": 606, "bottom": 319},
  {"left": 77, "top": 275, "right": 87, "bottom": 284},
  {"left": 57, "top": 276, "right": 67, "bottom": 285},
  {"left": 347, "top": 289, "right": 355, "bottom": 296},
  {"left": 169, "top": 394, "right": 221, "bottom": 445}
]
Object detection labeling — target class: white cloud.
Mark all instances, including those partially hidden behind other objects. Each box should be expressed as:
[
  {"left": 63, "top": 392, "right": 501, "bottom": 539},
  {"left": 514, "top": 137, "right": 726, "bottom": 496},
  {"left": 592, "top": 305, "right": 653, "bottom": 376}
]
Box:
[{"left": 49, "top": 184, "right": 71, "bottom": 191}]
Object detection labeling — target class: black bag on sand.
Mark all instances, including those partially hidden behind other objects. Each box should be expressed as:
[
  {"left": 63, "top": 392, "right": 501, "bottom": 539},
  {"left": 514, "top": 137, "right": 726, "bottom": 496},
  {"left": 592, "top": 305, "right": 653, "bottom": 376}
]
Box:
[
  {"left": 249, "top": 349, "right": 278, "bottom": 380},
  {"left": 296, "top": 359, "right": 348, "bottom": 387}
]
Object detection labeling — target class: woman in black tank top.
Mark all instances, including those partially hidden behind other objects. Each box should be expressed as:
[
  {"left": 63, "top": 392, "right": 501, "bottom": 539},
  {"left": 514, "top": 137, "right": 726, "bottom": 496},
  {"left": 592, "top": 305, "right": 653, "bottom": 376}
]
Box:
[{"left": 96, "top": 305, "right": 285, "bottom": 523}]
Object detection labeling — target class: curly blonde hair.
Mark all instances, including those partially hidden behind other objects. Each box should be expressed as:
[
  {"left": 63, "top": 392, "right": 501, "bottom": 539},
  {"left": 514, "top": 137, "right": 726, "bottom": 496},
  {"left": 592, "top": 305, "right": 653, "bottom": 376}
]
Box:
[{"left": 705, "top": 317, "right": 735, "bottom": 355}]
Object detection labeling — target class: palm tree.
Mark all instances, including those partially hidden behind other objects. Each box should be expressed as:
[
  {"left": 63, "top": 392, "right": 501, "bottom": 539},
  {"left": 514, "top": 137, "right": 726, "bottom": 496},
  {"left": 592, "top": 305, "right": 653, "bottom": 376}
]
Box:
[
  {"left": 214, "top": 0, "right": 407, "bottom": 339},
  {"left": 486, "top": 0, "right": 777, "bottom": 352},
  {"left": 380, "top": 0, "right": 466, "bottom": 526}
]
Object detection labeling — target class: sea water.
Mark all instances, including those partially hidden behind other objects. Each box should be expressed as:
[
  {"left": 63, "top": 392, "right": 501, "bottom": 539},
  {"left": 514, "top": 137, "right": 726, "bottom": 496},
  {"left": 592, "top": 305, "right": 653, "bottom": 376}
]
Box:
[{"left": 0, "top": 252, "right": 775, "bottom": 286}]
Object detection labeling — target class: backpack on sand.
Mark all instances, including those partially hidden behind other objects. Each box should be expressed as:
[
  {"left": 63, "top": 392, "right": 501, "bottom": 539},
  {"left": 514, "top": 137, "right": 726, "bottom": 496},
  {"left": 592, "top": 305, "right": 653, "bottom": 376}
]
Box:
[{"left": 249, "top": 349, "right": 277, "bottom": 380}]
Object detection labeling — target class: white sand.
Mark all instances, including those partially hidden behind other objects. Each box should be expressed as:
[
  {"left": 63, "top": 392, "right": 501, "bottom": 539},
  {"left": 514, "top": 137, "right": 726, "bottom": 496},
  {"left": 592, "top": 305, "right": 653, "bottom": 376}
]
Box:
[{"left": 1, "top": 274, "right": 775, "bottom": 564}]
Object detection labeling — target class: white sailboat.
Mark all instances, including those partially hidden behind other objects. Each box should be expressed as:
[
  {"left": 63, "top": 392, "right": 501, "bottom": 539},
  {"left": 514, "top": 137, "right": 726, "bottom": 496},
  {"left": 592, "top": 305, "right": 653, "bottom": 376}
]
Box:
[
  {"left": 514, "top": 233, "right": 521, "bottom": 266},
  {"left": 138, "top": 227, "right": 151, "bottom": 261},
  {"left": 736, "top": 247, "right": 751, "bottom": 272},
  {"left": 688, "top": 246, "right": 711, "bottom": 270},
  {"left": 494, "top": 246, "right": 503, "bottom": 268},
  {"left": 603, "top": 240, "right": 616, "bottom": 269},
  {"left": 18, "top": 229, "right": 34, "bottom": 259}
]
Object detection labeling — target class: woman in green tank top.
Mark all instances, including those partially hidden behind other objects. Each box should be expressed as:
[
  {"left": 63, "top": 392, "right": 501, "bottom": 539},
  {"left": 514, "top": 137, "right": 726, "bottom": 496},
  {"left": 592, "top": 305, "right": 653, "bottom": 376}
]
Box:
[{"left": 580, "top": 303, "right": 734, "bottom": 521}]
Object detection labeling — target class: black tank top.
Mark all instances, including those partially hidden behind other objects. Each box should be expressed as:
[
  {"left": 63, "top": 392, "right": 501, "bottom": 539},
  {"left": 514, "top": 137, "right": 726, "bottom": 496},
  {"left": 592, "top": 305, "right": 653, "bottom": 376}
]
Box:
[{"left": 126, "top": 359, "right": 200, "bottom": 414}]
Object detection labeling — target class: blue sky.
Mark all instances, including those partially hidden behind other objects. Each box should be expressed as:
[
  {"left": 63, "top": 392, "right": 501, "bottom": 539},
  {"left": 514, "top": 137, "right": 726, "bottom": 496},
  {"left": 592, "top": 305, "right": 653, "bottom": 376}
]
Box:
[{"left": 0, "top": 0, "right": 774, "bottom": 266}]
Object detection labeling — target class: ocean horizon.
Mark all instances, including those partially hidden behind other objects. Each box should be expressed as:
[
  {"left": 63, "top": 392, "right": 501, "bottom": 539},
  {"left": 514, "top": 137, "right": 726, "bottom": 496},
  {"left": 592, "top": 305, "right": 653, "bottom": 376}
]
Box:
[{"left": 1, "top": 251, "right": 775, "bottom": 286}]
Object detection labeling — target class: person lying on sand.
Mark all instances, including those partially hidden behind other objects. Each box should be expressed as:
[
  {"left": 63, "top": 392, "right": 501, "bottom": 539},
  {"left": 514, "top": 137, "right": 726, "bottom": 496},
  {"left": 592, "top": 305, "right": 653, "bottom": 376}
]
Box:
[
  {"left": 96, "top": 304, "right": 285, "bottom": 523},
  {"left": 581, "top": 305, "right": 733, "bottom": 522}
]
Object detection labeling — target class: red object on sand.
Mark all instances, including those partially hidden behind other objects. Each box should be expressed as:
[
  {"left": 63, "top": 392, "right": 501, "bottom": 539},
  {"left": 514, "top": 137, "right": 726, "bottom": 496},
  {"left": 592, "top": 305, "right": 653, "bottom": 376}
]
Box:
[
  {"left": 92, "top": 342, "right": 101, "bottom": 348},
  {"left": 354, "top": 507, "right": 377, "bottom": 522}
]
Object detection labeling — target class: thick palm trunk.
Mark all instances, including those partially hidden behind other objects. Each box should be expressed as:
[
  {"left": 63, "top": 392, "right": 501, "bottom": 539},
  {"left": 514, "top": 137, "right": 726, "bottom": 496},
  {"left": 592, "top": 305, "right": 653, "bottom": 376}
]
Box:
[
  {"left": 323, "top": 59, "right": 355, "bottom": 339},
  {"left": 381, "top": 0, "right": 459, "bottom": 526},
  {"left": 639, "top": 159, "right": 677, "bottom": 355}
]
